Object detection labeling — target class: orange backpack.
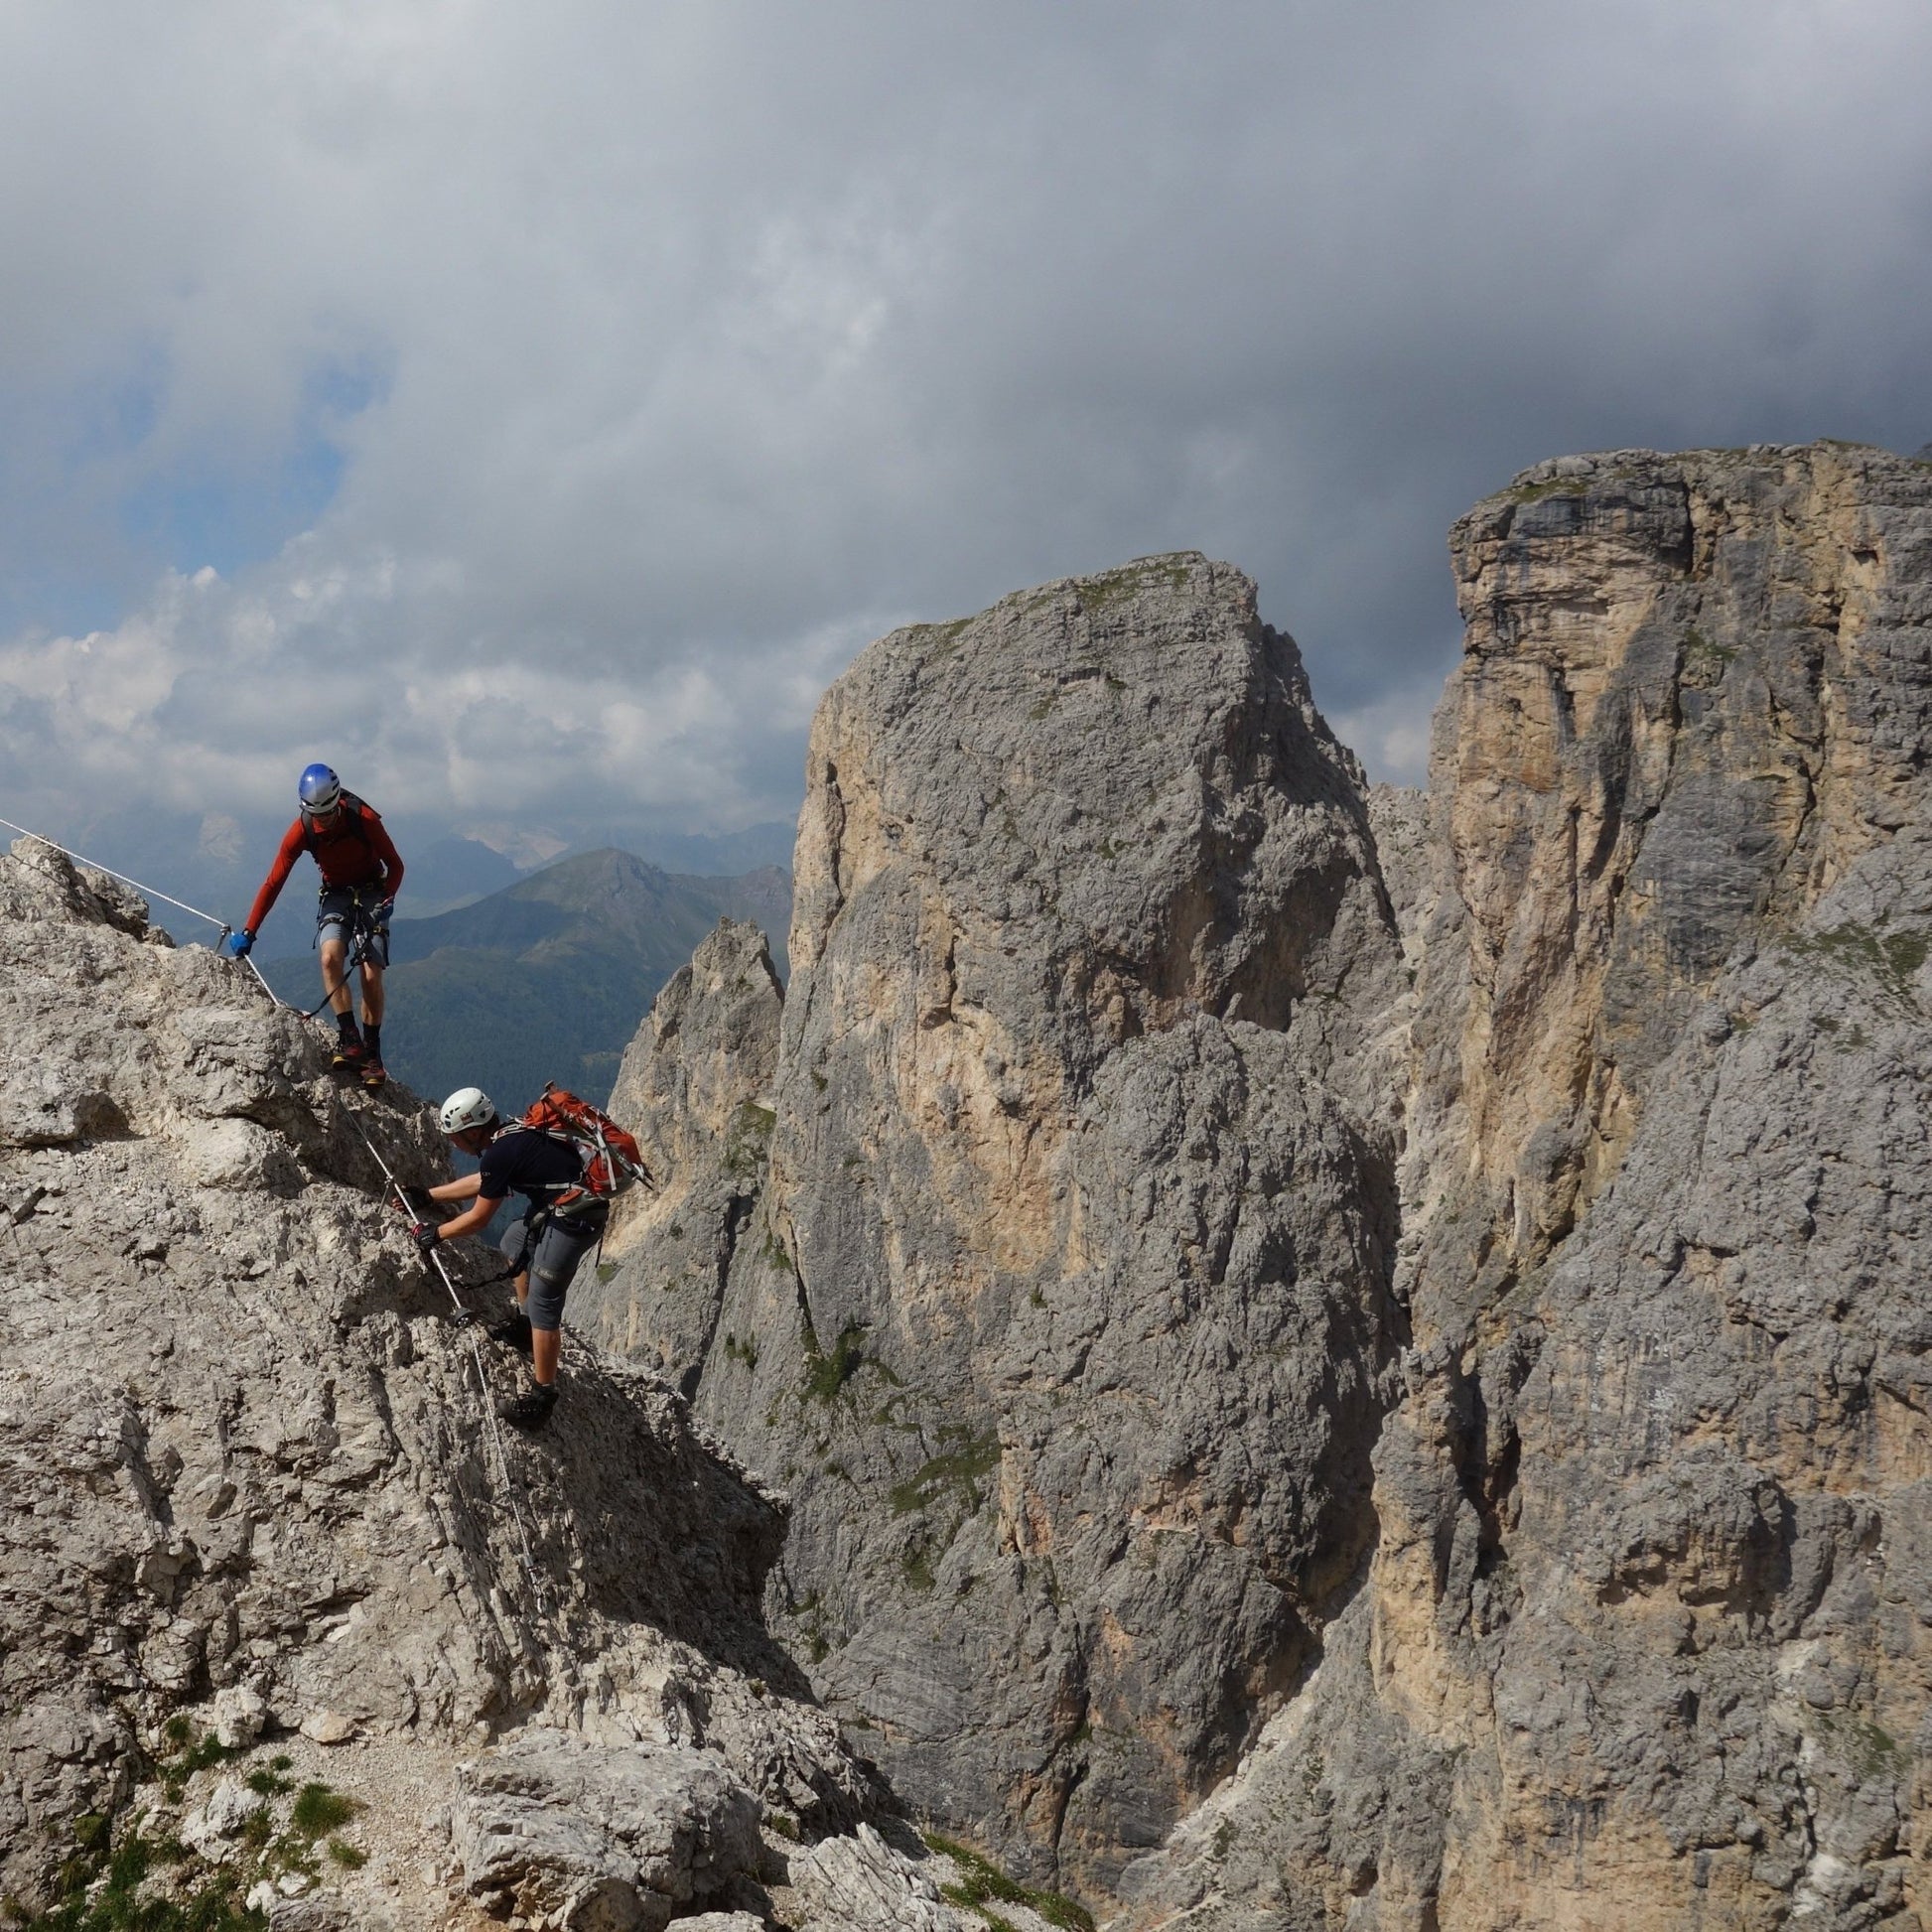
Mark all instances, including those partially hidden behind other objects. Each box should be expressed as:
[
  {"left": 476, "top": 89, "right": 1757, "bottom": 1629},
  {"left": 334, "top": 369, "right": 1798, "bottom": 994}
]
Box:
[{"left": 517, "top": 1083, "right": 654, "bottom": 1212}]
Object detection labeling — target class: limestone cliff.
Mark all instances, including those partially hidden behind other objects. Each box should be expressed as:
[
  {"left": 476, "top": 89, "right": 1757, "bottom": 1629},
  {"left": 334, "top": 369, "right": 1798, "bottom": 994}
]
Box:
[
  {"left": 1129, "top": 444, "right": 1932, "bottom": 1929},
  {"left": 572, "top": 917, "right": 784, "bottom": 1390},
  {"left": 1406, "top": 442, "right": 1932, "bottom": 1327}
]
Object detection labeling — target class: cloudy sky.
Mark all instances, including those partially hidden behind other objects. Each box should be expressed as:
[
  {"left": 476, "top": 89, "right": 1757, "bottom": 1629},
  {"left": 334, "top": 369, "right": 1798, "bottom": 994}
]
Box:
[{"left": 3, "top": 0, "right": 1929, "bottom": 890}]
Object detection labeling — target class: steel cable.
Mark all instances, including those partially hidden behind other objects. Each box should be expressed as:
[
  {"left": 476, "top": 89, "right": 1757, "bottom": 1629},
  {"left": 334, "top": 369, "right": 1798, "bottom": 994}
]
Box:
[{"left": 0, "top": 814, "right": 238, "bottom": 934}]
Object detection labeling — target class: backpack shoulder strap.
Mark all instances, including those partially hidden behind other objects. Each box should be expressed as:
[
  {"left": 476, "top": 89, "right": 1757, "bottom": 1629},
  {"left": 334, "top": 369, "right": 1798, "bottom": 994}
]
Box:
[{"left": 509, "top": 1117, "right": 593, "bottom": 1164}]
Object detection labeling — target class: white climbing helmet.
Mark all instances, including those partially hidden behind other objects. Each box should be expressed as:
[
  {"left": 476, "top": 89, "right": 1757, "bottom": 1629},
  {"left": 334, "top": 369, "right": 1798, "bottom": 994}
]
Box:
[{"left": 438, "top": 1086, "right": 496, "bottom": 1136}]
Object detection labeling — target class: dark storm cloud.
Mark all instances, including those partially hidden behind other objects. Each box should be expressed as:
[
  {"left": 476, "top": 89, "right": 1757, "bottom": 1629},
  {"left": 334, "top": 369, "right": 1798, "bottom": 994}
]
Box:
[{"left": 2, "top": 0, "right": 1929, "bottom": 857}]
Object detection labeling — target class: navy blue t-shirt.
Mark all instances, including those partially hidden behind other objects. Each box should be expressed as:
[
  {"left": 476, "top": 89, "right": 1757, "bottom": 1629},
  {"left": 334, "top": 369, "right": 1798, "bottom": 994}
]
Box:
[{"left": 477, "top": 1127, "right": 586, "bottom": 1216}]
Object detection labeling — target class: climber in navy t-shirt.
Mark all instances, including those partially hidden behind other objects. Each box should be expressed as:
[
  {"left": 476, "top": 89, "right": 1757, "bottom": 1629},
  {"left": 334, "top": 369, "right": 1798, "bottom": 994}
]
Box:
[
  {"left": 407, "top": 1085, "right": 609, "bottom": 1432},
  {"left": 475, "top": 1125, "right": 585, "bottom": 1220}
]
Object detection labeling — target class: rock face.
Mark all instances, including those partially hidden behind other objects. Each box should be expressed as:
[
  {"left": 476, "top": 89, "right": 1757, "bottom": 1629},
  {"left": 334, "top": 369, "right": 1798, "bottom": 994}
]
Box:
[
  {"left": 0, "top": 834, "right": 943, "bottom": 1926},
  {"left": 588, "top": 554, "right": 1411, "bottom": 1892},
  {"left": 575, "top": 918, "right": 784, "bottom": 1394},
  {"left": 1405, "top": 444, "right": 1932, "bottom": 1321},
  {"left": 451, "top": 1732, "right": 763, "bottom": 1928},
  {"left": 1124, "top": 444, "right": 1932, "bottom": 1928}
]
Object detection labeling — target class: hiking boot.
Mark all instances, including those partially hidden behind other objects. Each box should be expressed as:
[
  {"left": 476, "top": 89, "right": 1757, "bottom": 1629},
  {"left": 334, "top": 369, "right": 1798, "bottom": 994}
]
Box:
[
  {"left": 332, "top": 1036, "right": 368, "bottom": 1071},
  {"left": 498, "top": 1383, "right": 557, "bottom": 1432},
  {"left": 487, "top": 1311, "right": 533, "bottom": 1356},
  {"left": 360, "top": 1052, "right": 387, "bottom": 1090}
]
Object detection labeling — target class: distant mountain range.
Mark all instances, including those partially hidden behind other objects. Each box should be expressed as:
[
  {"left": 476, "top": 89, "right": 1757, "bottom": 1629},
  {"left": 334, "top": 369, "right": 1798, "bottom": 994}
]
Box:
[{"left": 261, "top": 848, "right": 791, "bottom": 1110}]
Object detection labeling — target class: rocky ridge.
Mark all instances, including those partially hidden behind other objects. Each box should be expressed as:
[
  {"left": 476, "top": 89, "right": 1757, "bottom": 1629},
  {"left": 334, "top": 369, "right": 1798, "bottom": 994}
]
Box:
[
  {"left": 590, "top": 447, "right": 1932, "bottom": 1928},
  {"left": 0, "top": 837, "right": 1002, "bottom": 1930}
]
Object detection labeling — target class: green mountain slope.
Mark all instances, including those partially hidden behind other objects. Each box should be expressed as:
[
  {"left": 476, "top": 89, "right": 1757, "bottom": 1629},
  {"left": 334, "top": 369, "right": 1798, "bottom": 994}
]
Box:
[{"left": 262, "top": 848, "right": 790, "bottom": 1110}]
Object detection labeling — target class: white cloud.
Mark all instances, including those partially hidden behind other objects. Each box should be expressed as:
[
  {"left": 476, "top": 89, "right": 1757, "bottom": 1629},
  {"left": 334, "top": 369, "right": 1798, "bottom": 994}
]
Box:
[
  {"left": 3, "top": 0, "right": 1931, "bottom": 851},
  {"left": 0, "top": 551, "right": 884, "bottom": 837},
  {"left": 1330, "top": 666, "right": 1450, "bottom": 792}
]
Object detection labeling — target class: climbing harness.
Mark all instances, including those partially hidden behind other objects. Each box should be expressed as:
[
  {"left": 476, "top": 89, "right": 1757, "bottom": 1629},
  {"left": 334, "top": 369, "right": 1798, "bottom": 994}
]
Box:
[
  {"left": 0, "top": 811, "right": 552, "bottom": 1620},
  {"left": 295, "top": 900, "right": 382, "bottom": 1021}
]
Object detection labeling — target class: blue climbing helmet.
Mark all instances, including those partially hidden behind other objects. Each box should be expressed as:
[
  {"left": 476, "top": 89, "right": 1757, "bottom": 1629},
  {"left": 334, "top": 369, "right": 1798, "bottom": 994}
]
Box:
[{"left": 298, "top": 762, "right": 343, "bottom": 818}]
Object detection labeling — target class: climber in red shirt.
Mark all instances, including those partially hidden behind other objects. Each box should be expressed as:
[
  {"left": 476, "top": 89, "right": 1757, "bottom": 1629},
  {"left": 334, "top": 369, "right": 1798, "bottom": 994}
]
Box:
[{"left": 226, "top": 764, "right": 405, "bottom": 1088}]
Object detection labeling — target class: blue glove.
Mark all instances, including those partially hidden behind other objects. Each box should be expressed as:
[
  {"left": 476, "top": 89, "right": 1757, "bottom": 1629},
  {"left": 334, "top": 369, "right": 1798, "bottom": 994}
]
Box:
[
  {"left": 374, "top": 897, "right": 395, "bottom": 928},
  {"left": 225, "top": 929, "right": 255, "bottom": 959}
]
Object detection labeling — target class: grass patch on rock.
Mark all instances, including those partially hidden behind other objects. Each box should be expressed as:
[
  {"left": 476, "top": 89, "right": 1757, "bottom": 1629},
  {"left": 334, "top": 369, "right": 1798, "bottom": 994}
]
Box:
[
  {"left": 289, "top": 1784, "right": 357, "bottom": 1839},
  {"left": 724, "top": 1100, "right": 776, "bottom": 1177},
  {"left": 8, "top": 1729, "right": 372, "bottom": 1932},
  {"left": 1786, "top": 922, "right": 1929, "bottom": 1002},
  {"left": 923, "top": 1831, "right": 1094, "bottom": 1932},
  {"left": 1502, "top": 476, "right": 1589, "bottom": 504},
  {"left": 801, "top": 1318, "right": 868, "bottom": 1404},
  {"left": 890, "top": 1429, "right": 1002, "bottom": 1517},
  {"left": 1072, "top": 556, "right": 1194, "bottom": 611},
  {"left": 13, "top": 1812, "right": 259, "bottom": 1931},
  {"left": 909, "top": 617, "right": 972, "bottom": 658},
  {"left": 156, "top": 1719, "right": 235, "bottom": 1803}
]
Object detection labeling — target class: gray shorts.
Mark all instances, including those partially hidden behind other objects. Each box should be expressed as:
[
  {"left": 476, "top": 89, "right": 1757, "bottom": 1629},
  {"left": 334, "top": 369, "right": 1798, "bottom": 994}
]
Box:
[
  {"left": 317, "top": 885, "right": 391, "bottom": 968},
  {"left": 499, "top": 1211, "right": 606, "bottom": 1331}
]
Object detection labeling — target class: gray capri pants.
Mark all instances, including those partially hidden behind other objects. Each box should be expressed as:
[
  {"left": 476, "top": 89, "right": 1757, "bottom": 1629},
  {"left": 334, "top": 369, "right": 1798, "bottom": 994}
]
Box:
[{"left": 498, "top": 1208, "right": 608, "bottom": 1331}]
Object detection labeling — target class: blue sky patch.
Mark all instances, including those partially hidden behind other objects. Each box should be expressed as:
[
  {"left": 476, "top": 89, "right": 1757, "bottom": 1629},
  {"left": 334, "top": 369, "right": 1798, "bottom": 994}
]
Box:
[{"left": 116, "top": 348, "right": 388, "bottom": 580}]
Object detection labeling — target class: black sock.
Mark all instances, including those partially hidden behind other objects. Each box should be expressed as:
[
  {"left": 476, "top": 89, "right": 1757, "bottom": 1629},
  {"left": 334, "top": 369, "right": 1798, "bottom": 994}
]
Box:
[
  {"left": 337, "top": 1011, "right": 361, "bottom": 1040},
  {"left": 364, "top": 1024, "right": 381, "bottom": 1060}
]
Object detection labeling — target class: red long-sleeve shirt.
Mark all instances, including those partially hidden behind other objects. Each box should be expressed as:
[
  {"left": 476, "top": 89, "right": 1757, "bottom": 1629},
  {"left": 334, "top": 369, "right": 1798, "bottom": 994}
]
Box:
[{"left": 245, "top": 799, "right": 405, "bottom": 934}]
